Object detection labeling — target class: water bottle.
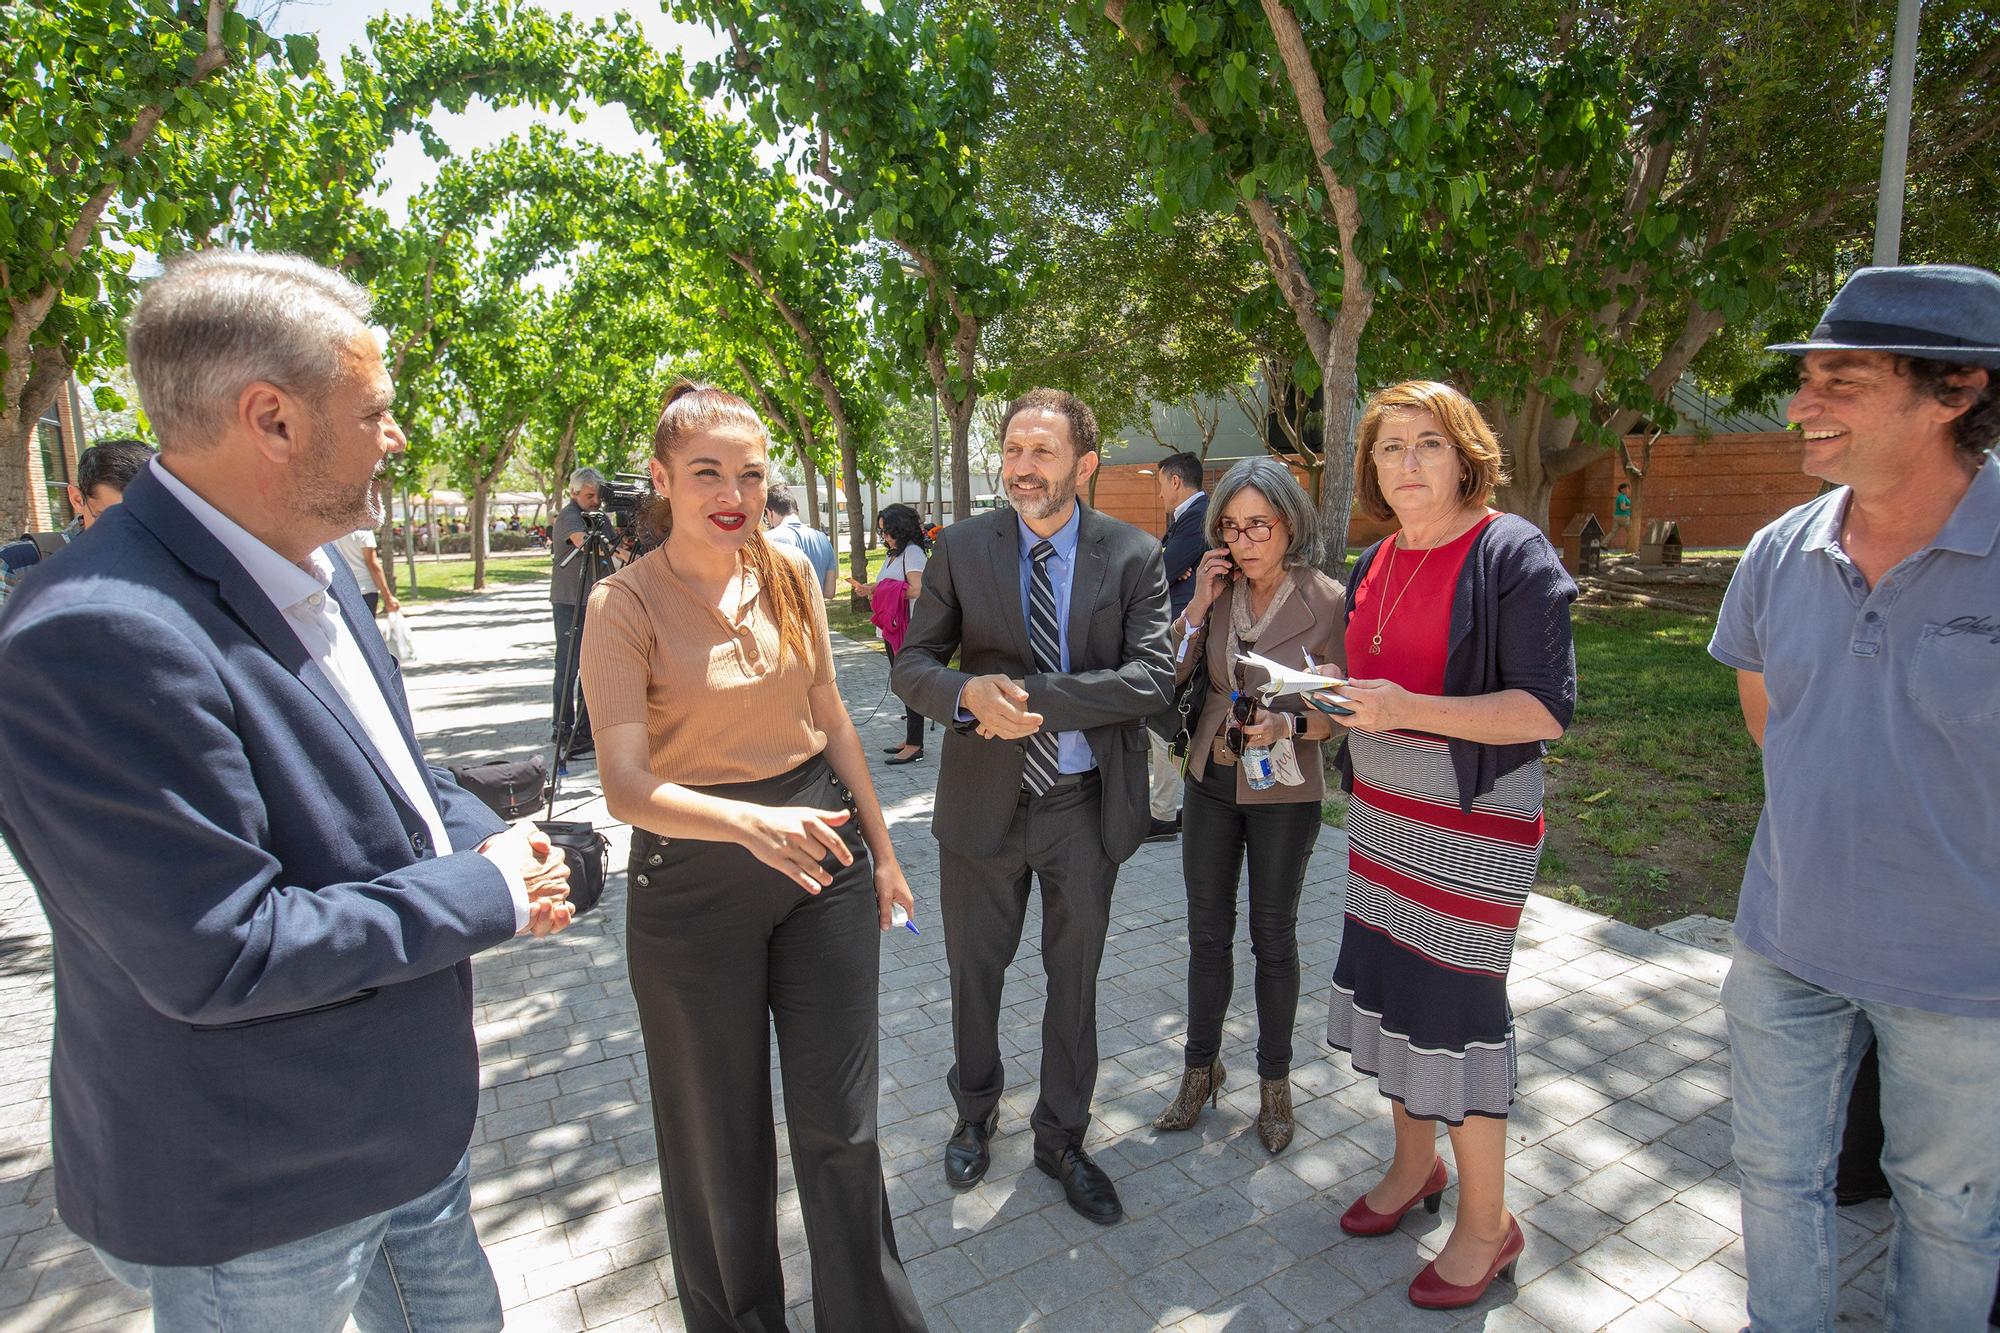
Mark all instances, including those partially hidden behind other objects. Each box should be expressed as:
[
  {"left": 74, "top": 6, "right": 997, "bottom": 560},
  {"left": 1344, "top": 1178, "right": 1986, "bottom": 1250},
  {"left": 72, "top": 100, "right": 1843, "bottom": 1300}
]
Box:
[{"left": 1242, "top": 741, "right": 1277, "bottom": 791}]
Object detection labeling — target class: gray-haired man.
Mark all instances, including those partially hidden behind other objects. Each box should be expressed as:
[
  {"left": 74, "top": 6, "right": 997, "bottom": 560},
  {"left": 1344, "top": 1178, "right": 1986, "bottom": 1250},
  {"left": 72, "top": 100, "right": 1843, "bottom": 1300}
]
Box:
[
  {"left": 1710, "top": 263, "right": 2000, "bottom": 1331},
  {"left": 551, "top": 466, "right": 605, "bottom": 758}
]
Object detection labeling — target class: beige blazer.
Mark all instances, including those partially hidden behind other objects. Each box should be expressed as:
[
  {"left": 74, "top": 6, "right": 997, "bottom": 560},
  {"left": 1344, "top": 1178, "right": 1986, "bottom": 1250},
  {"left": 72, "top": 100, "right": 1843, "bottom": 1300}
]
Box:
[{"left": 1174, "top": 566, "right": 1348, "bottom": 805}]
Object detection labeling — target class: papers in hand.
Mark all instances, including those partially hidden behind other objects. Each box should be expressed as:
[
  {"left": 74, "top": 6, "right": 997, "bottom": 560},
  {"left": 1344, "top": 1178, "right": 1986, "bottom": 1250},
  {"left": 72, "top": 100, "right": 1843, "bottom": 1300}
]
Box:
[
  {"left": 1240, "top": 650, "right": 1344, "bottom": 700},
  {"left": 1239, "top": 649, "right": 1356, "bottom": 716}
]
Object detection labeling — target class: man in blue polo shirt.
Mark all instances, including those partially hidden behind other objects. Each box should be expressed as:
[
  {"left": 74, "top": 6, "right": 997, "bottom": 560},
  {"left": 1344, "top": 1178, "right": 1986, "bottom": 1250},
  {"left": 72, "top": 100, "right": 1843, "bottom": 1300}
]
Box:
[{"left": 1710, "top": 263, "right": 2000, "bottom": 1332}]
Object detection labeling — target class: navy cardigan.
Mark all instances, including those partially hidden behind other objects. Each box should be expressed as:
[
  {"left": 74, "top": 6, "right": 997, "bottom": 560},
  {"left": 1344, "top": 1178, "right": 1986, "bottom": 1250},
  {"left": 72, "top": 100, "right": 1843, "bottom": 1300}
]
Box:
[{"left": 1335, "top": 513, "right": 1579, "bottom": 812}]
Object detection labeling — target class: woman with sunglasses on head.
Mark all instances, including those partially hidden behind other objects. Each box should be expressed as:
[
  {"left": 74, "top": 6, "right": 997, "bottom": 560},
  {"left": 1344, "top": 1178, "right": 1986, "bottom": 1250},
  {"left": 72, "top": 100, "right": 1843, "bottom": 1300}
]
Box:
[
  {"left": 579, "top": 382, "right": 927, "bottom": 1333},
  {"left": 1318, "top": 381, "right": 1576, "bottom": 1312},
  {"left": 1154, "top": 457, "right": 1346, "bottom": 1154}
]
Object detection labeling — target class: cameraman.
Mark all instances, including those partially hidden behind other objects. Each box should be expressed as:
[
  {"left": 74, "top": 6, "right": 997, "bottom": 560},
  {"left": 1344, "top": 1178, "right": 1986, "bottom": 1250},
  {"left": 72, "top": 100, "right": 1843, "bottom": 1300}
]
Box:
[{"left": 551, "top": 467, "right": 611, "bottom": 758}]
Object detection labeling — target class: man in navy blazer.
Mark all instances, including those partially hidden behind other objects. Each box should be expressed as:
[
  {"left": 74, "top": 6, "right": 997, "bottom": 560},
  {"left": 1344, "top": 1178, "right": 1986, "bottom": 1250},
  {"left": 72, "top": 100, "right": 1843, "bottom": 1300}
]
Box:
[
  {"left": 1147, "top": 452, "right": 1208, "bottom": 840},
  {"left": 0, "top": 252, "right": 572, "bottom": 1330}
]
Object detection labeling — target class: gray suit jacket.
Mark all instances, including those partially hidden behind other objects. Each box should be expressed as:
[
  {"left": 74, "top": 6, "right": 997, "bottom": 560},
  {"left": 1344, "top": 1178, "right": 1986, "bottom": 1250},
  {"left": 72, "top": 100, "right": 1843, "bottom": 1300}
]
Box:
[{"left": 891, "top": 505, "right": 1174, "bottom": 862}]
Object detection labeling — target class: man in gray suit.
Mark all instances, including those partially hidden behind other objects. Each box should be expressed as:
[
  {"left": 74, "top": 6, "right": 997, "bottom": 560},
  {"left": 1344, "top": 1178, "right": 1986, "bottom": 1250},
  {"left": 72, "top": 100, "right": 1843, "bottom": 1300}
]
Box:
[{"left": 892, "top": 388, "right": 1173, "bottom": 1225}]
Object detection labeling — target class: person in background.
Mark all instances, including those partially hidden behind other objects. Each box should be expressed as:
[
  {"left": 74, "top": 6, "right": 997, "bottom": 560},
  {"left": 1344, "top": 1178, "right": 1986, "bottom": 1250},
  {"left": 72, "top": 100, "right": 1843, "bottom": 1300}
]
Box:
[
  {"left": 1609, "top": 481, "right": 1633, "bottom": 549},
  {"left": 0, "top": 438, "right": 154, "bottom": 606},
  {"left": 582, "top": 381, "right": 925, "bottom": 1333},
  {"left": 331, "top": 524, "right": 400, "bottom": 617},
  {"left": 1319, "top": 379, "right": 1576, "bottom": 1312},
  {"left": 0, "top": 248, "right": 572, "bottom": 1332},
  {"left": 1710, "top": 263, "right": 2000, "bottom": 1333},
  {"left": 550, "top": 467, "right": 606, "bottom": 760},
  {"left": 1152, "top": 457, "right": 1344, "bottom": 1155},
  {"left": 1146, "top": 451, "right": 1209, "bottom": 842},
  {"left": 763, "top": 481, "right": 837, "bottom": 595},
  {"left": 847, "top": 503, "right": 930, "bottom": 765}
]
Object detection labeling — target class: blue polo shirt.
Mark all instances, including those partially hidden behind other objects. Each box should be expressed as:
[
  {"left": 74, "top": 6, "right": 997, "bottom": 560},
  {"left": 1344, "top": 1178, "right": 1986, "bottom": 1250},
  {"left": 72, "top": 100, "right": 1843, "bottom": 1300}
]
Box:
[{"left": 1710, "top": 454, "right": 2000, "bottom": 1017}]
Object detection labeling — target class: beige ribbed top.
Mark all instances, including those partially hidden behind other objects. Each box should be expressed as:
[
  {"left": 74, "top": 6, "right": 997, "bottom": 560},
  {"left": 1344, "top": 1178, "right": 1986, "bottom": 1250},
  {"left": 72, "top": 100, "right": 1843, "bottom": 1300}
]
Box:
[{"left": 579, "top": 544, "right": 836, "bottom": 787}]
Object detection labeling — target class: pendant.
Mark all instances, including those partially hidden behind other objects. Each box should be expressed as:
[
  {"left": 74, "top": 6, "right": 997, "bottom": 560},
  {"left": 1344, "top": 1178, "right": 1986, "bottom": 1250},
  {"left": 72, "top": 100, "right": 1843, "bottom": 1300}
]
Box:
[{"left": 1369, "top": 635, "right": 1382, "bottom": 654}]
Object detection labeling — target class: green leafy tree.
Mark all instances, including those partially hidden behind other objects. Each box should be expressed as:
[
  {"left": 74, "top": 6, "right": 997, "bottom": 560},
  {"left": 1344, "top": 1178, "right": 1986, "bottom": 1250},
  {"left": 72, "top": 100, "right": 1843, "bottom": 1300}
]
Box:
[
  {"left": 680, "top": 0, "right": 1016, "bottom": 524},
  {"left": 1371, "top": 0, "right": 2000, "bottom": 530},
  {"left": 1094, "top": 0, "right": 1451, "bottom": 565},
  {"left": 0, "top": 0, "right": 316, "bottom": 533}
]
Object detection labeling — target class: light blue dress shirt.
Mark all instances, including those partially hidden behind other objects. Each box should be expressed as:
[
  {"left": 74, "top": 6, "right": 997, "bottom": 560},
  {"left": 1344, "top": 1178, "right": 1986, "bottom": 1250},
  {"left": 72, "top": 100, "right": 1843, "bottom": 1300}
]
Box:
[{"left": 1015, "top": 507, "right": 1094, "bottom": 774}]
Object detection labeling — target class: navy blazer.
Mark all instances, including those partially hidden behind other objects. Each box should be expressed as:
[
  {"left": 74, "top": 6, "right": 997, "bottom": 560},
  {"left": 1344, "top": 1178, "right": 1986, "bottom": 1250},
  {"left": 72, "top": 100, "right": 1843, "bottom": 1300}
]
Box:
[
  {"left": 1162, "top": 492, "right": 1209, "bottom": 617},
  {"left": 0, "top": 467, "right": 516, "bottom": 1267}
]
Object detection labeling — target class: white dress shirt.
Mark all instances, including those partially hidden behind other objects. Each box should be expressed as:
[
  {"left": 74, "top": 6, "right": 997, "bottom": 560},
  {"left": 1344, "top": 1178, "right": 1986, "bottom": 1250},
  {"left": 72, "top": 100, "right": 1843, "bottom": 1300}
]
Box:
[
  {"left": 1171, "top": 490, "right": 1206, "bottom": 526},
  {"left": 149, "top": 461, "right": 526, "bottom": 927}
]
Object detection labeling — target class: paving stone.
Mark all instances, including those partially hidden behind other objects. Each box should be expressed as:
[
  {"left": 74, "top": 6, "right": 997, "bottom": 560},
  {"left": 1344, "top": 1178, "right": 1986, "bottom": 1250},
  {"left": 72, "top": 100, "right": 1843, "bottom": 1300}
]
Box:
[
  {"left": 0, "top": 582, "right": 1830, "bottom": 1333},
  {"left": 1622, "top": 1201, "right": 1736, "bottom": 1270}
]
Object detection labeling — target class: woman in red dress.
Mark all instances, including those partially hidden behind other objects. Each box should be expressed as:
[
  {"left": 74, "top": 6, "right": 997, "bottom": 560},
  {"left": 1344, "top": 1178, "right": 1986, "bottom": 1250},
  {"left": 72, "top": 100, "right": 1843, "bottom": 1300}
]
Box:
[{"left": 1318, "top": 381, "right": 1578, "bottom": 1310}]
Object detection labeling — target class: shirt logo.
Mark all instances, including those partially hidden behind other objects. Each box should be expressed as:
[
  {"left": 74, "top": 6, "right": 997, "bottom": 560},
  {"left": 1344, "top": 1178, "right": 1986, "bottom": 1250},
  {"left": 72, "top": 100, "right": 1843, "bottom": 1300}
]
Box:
[{"left": 1938, "top": 614, "right": 2000, "bottom": 644}]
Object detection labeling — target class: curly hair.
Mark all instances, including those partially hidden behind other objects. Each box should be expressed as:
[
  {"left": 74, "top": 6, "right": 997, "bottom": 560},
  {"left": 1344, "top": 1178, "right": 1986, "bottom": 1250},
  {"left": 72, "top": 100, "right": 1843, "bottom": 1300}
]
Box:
[
  {"left": 878, "top": 503, "right": 929, "bottom": 554},
  {"left": 1899, "top": 357, "right": 2000, "bottom": 463}
]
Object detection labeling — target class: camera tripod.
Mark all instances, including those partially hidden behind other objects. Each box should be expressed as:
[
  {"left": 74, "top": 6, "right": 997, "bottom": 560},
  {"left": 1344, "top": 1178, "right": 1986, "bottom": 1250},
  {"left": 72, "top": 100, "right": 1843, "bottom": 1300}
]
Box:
[{"left": 546, "top": 521, "right": 618, "bottom": 808}]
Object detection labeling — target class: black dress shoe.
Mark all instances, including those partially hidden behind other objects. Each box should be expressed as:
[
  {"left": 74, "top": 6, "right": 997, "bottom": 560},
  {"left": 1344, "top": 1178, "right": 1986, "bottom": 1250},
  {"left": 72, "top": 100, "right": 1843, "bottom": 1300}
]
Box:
[
  {"left": 1144, "top": 814, "right": 1181, "bottom": 843},
  {"left": 1035, "top": 1143, "right": 1124, "bottom": 1225},
  {"left": 944, "top": 1110, "right": 998, "bottom": 1189},
  {"left": 884, "top": 748, "right": 925, "bottom": 766},
  {"left": 882, "top": 745, "right": 906, "bottom": 756}
]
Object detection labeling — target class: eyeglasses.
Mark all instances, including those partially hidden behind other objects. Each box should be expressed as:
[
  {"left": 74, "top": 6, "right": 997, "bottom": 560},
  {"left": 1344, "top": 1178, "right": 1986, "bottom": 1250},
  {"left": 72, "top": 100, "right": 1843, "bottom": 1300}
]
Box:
[
  {"left": 1218, "top": 519, "right": 1278, "bottom": 544},
  {"left": 1372, "top": 439, "right": 1455, "bottom": 466},
  {"left": 1225, "top": 663, "right": 1258, "bottom": 756}
]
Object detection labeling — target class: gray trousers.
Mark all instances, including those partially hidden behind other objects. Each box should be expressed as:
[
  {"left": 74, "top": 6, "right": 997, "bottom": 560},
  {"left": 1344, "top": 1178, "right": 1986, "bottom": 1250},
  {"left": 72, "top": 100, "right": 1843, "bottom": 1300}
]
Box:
[{"left": 939, "top": 775, "right": 1118, "bottom": 1156}]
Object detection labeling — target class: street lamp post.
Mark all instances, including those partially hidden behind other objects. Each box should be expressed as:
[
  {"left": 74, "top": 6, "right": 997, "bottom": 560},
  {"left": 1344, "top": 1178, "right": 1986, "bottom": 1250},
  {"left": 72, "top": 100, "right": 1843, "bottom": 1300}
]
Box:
[
  {"left": 1874, "top": 0, "right": 1923, "bottom": 266},
  {"left": 930, "top": 388, "right": 943, "bottom": 526}
]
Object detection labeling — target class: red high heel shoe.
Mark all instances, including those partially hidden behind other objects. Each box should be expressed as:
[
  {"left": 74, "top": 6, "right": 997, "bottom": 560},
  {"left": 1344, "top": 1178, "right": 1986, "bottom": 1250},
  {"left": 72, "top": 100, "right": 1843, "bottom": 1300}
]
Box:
[
  {"left": 1338, "top": 1158, "right": 1448, "bottom": 1236},
  {"left": 1407, "top": 1216, "right": 1525, "bottom": 1309}
]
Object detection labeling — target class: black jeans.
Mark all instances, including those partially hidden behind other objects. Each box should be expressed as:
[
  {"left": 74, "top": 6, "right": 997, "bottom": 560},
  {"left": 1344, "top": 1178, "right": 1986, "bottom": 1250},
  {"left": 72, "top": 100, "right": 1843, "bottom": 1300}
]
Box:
[
  {"left": 551, "top": 600, "right": 589, "bottom": 743},
  {"left": 1181, "top": 762, "right": 1322, "bottom": 1080},
  {"left": 882, "top": 643, "right": 924, "bottom": 748}
]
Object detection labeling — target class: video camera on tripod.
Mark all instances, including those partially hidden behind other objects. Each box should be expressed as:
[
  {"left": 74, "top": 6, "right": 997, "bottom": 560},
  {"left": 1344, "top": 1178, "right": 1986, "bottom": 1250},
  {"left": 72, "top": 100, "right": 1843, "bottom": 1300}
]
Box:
[{"left": 570, "top": 472, "right": 655, "bottom": 563}]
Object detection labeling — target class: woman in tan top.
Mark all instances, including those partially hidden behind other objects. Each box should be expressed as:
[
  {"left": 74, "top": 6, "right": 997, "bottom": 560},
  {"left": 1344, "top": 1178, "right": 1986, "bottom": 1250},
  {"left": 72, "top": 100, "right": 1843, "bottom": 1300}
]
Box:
[
  {"left": 1152, "top": 457, "right": 1347, "bottom": 1154},
  {"left": 580, "top": 383, "right": 926, "bottom": 1333}
]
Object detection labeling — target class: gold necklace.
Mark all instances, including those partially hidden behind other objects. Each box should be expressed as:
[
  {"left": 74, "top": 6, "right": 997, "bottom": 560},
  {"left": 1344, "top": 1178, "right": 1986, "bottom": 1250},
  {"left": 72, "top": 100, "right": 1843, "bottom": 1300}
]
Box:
[{"left": 1370, "top": 535, "right": 1436, "bottom": 654}]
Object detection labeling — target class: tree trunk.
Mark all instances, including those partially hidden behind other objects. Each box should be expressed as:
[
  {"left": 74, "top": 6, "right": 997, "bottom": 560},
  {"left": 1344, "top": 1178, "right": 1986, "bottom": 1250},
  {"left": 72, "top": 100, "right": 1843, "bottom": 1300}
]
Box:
[
  {"left": 839, "top": 434, "right": 866, "bottom": 580},
  {"left": 824, "top": 470, "right": 837, "bottom": 547},
  {"left": 801, "top": 452, "right": 821, "bottom": 531},
  {"left": 375, "top": 479, "right": 399, "bottom": 594},
  {"left": 946, "top": 393, "right": 976, "bottom": 523},
  {"left": 470, "top": 482, "right": 490, "bottom": 591},
  {"left": 0, "top": 344, "right": 71, "bottom": 537}
]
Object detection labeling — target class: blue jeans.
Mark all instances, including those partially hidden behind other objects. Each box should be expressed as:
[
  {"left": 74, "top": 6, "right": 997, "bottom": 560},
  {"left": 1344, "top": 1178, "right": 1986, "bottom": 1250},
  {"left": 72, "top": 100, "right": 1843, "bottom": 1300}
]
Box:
[
  {"left": 93, "top": 1152, "right": 501, "bottom": 1333},
  {"left": 1724, "top": 944, "right": 2000, "bottom": 1332}
]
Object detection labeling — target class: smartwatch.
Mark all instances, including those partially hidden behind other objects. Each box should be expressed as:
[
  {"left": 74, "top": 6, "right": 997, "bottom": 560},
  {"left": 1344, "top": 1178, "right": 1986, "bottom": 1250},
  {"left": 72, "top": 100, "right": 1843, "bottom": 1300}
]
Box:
[{"left": 1290, "top": 712, "right": 1309, "bottom": 739}]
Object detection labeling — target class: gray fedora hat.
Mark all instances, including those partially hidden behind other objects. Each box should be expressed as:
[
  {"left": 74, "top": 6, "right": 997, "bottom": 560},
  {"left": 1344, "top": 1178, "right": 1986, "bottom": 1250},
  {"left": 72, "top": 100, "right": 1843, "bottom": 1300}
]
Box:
[{"left": 1768, "top": 263, "right": 2000, "bottom": 368}]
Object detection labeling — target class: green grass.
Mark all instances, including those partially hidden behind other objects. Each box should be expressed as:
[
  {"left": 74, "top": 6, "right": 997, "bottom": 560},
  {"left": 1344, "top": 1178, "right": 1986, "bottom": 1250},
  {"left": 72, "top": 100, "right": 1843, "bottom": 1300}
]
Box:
[
  {"left": 394, "top": 552, "right": 553, "bottom": 604},
  {"left": 825, "top": 548, "right": 896, "bottom": 645},
  {"left": 1538, "top": 605, "right": 1763, "bottom": 926}
]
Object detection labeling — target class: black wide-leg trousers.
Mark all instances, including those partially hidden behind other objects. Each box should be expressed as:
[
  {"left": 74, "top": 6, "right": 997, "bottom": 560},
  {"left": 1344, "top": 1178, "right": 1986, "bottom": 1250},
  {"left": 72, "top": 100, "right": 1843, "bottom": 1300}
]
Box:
[
  {"left": 626, "top": 756, "right": 926, "bottom": 1333},
  {"left": 939, "top": 774, "right": 1117, "bottom": 1157},
  {"left": 1180, "top": 763, "right": 1321, "bottom": 1080}
]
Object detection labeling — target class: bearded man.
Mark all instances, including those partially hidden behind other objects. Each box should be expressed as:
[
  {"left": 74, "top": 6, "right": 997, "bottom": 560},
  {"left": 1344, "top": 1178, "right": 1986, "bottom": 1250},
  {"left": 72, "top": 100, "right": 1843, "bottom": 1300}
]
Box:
[{"left": 890, "top": 387, "right": 1172, "bottom": 1225}]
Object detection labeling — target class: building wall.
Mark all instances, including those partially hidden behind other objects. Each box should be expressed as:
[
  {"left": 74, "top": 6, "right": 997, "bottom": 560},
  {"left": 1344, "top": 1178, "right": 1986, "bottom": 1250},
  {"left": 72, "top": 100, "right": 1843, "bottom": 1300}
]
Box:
[
  {"left": 1550, "top": 432, "right": 1820, "bottom": 548},
  {"left": 1089, "top": 431, "right": 1818, "bottom": 553}
]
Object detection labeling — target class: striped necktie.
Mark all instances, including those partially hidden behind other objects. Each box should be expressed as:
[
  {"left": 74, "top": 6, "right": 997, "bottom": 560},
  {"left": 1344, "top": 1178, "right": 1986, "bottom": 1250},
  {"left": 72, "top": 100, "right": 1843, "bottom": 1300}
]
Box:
[{"left": 1023, "top": 539, "right": 1062, "bottom": 795}]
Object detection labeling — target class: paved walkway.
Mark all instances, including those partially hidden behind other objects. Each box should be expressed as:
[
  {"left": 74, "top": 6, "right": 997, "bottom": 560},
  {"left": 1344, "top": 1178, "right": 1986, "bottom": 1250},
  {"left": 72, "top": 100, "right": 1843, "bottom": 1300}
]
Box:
[{"left": 0, "top": 583, "right": 1899, "bottom": 1332}]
